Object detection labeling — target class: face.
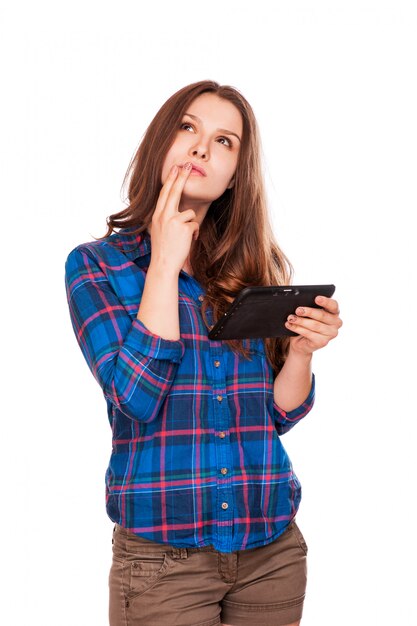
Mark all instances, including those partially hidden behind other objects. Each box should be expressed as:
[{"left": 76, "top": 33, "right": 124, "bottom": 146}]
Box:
[{"left": 161, "top": 93, "right": 243, "bottom": 206}]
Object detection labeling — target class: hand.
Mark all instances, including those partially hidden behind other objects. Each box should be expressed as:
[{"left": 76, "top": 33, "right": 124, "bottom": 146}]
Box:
[
  {"left": 148, "top": 163, "right": 200, "bottom": 275},
  {"left": 285, "top": 296, "right": 343, "bottom": 357}
]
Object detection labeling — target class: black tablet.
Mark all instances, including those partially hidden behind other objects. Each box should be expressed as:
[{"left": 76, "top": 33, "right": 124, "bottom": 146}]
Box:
[{"left": 207, "top": 284, "right": 336, "bottom": 340}]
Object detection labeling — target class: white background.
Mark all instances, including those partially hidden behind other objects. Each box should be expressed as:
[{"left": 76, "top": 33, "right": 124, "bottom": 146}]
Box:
[{"left": 1, "top": 1, "right": 416, "bottom": 624}]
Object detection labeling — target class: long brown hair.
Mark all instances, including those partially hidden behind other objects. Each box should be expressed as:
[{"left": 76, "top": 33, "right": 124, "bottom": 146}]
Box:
[{"left": 104, "top": 80, "right": 293, "bottom": 375}]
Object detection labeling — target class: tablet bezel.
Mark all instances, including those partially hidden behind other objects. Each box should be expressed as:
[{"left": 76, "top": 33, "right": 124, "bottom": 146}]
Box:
[{"left": 207, "top": 284, "right": 336, "bottom": 340}]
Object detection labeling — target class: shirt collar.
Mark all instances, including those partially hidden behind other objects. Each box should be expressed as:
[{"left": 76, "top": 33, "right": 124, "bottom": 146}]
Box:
[{"left": 109, "top": 227, "right": 151, "bottom": 261}]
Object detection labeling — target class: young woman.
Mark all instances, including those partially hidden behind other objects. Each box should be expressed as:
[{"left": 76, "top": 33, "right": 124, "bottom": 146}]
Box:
[{"left": 65, "top": 80, "right": 342, "bottom": 626}]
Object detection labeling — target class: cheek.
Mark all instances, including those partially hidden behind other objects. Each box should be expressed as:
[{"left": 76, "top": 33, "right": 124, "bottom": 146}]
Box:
[
  {"left": 160, "top": 163, "right": 169, "bottom": 185},
  {"left": 161, "top": 152, "right": 175, "bottom": 184},
  {"left": 219, "top": 160, "right": 237, "bottom": 187},
  {"left": 160, "top": 139, "right": 188, "bottom": 183},
  {"left": 222, "top": 150, "right": 238, "bottom": 176}
]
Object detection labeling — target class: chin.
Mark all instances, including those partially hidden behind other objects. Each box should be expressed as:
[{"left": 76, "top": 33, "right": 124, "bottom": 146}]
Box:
[{"left": 182, "top": 189, "right": 213, "bottom": 202}]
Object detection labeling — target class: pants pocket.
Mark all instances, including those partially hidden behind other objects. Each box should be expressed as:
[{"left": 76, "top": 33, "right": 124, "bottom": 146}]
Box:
[
  {"left": 111, "top": 525, "right": 179, "bottom": 604},
  {"left": 128, "top": 553, "right": 170, "bottom": 595},
  {"left": 290, "top": 520, "right": 308, "bottom": 555}
]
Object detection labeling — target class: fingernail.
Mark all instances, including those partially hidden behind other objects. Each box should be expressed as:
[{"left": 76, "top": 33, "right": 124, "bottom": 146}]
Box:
[
  {"left": 184, "top": 162, "right": 192, "bottom": 171},
  {"left": 288, "top": 315, "right": 296, "bottom": 323},
  {"left": 296, "top": 307, "right": 305, "bottom": 315},
  {"left": 171, "top": 165, "right": 178, "bottom": 175}
]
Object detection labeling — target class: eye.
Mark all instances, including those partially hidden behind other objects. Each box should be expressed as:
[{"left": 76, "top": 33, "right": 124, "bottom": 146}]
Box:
[
  {"left": 180, "top": 122, "right": 194, "bottom": 132},
  {"left": 217, "top": 136, "right": 233, "bottom": 148},
  {"left": 180, "top": 121, "right": 233, "bottom": 149}
]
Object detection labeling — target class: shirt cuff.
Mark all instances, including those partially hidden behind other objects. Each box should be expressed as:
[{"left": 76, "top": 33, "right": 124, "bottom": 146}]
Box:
[
  {"left": 124, "top": 318, "right": 185, "bottom": 363},
  {"left": 273, "top": 373, "right": 316, "bottom": 422}
]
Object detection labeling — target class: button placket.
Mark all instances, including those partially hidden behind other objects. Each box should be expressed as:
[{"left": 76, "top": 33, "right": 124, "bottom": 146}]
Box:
[{"left": 209, "top": 341, "right": 233, "bottom": 550}]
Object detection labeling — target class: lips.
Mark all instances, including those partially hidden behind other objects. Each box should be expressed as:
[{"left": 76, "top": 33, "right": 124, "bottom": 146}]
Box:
[{"left": 180, "top": 163, "right": 207, "bottom": 176}]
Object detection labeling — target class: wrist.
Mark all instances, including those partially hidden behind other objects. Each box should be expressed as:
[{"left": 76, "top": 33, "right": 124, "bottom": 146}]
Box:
[
  {"left": 148, "top": 257, "right": 180, "bottom": 279},
  {"left": 286, "top": 344, "right": 313, "bottom": 366}
]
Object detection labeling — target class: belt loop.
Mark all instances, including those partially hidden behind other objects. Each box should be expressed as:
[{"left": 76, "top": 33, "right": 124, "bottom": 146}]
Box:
[{"left": 172, "top": 546, "right": 188, "bottom": 559}]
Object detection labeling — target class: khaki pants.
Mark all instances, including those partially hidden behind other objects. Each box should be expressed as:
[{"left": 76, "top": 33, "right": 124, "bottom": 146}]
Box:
[{"left": 109, "top": 520, "right": 308, "bottom": 626}]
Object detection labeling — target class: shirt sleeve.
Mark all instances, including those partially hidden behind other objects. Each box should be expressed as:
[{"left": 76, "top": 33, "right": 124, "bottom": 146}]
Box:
[
  {"left": 65, "top": 246, "right": 185, "bottom": 423},
  {"left": 272, "top": 373, "right": 316, "bottom": 435}
]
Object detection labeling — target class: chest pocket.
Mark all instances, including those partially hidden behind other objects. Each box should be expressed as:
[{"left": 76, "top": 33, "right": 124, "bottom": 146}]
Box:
[
  {"left": 248, "top": 337, "right": 267, "bottom": 357},
  {"left": 178, "top": 296, "right": 208, "bottom": 336},
  {"left": 245, "top": 338, "right": 274, "bottom": 386}
]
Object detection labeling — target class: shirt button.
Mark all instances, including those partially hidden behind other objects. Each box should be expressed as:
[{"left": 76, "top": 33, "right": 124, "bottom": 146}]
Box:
[
  {"left": 218, "top": 432, "right": 226, "bottom": 439},
  {"left": 221, "top": 502, "right": 229, "bottom": 510},
  {"left": 198, "top": 294, "right": 204, "bottom": 302},
  {"left": 217, "top": 395, "right": 223, "bottom": 402},
  {"left": 214, "top": 360, "right": 221, "bottom": 368},
  {"left": 220, "top": 467, "right": 228, "bottom": 475}
]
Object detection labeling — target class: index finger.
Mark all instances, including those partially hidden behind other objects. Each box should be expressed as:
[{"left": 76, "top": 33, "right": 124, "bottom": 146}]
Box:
[
  {"left": 315, "top": 295, "right": 340, "bottom": 315},
  {"left": 154, "top": 163, "right": 192, "bottom": 218},
  {"left": 152, "top": 165, "right": 179, "bottom": 218}
]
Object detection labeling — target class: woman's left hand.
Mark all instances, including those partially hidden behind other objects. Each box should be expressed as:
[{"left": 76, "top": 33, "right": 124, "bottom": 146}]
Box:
[{"left": 285, "top": 296, "right": 343, "bottom": 356}]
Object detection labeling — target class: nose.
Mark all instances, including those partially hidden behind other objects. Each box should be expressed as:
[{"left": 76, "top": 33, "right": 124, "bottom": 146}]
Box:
[
  {"left": 189, "top": 139, "right": 209, "bottom": 160},
  {"left": 191, "top": 148, "right": 207, "bottom": 159}
]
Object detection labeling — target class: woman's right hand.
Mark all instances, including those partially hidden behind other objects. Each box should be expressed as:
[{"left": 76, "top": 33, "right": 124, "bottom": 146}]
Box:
[{"left": 148, "top": 162, "right": 199, "bottom": 275}]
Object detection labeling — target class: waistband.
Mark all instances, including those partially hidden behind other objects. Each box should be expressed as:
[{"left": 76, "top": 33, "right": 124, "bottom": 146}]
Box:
[{"left": 114, "top": 523, "right": 216, "bottom": 557}]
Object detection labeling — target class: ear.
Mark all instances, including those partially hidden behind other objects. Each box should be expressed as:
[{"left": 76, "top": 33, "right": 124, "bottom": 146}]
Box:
[{"left": 227, "top": 177, "right": 235, "bottom": 190}]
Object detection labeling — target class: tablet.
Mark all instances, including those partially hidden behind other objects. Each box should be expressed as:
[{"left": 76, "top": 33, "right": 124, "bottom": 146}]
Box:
[{"left": 207, "top": 284, "right": 336, "bottom": 340}]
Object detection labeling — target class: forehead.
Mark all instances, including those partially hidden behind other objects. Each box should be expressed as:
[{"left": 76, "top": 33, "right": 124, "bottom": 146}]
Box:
[{"left": 186, "top": 93, "right": 243, "bottom": 133}]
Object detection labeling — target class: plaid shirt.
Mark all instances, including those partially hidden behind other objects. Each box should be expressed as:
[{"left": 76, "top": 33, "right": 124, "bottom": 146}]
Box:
[{"left": 65, "top": 228, "right": 315, "bottom": 553}]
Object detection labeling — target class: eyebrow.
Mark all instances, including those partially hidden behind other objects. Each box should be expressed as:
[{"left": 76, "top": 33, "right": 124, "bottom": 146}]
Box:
[{"left": 183, "top": 112, "right": 241, "bottom": 143}]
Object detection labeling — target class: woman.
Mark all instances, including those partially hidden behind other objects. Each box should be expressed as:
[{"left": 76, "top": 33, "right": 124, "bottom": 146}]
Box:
[{"left": 65, "top": 80, "right": 342, "bottom": 626}]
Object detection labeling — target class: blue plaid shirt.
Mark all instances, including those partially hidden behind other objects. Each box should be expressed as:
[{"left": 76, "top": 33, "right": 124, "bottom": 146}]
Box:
[{"left": 65, "top": 229, "right": 315, "bottom": 553}]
